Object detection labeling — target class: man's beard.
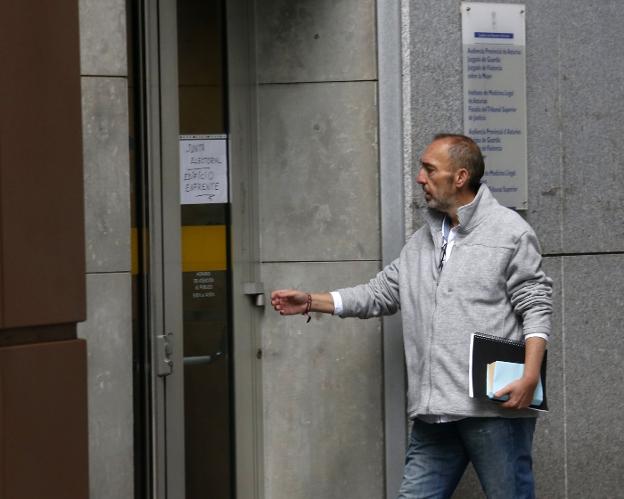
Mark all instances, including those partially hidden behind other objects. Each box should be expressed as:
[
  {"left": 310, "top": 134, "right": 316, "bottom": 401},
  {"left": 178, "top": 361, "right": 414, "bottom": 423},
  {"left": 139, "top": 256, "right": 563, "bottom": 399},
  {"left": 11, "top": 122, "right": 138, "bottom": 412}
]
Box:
[{"left": 424, "top": 192, "right": 453, "bottom": 212}]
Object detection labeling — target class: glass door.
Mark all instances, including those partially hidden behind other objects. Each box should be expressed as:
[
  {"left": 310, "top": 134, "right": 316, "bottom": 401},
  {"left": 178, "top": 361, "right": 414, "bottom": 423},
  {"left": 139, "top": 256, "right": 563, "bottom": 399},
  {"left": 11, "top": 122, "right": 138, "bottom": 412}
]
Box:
[
  {"left": 131, "top": 0, "right": 263, "bottom": 498},
  {"left": 177, "top": 0, "right": 233, "bottom": 496}
]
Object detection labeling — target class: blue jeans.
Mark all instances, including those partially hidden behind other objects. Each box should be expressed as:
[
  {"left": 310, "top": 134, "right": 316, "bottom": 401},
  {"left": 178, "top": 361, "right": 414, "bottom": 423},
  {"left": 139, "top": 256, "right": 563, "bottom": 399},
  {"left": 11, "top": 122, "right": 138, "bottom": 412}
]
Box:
[{"left": 397, "top": 417, "right": 536, "bottom": 499}]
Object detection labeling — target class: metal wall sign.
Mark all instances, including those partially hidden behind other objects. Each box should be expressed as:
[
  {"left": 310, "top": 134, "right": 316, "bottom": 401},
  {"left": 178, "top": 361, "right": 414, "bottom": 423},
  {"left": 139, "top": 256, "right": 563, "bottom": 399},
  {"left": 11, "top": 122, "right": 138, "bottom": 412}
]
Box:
[
  {"left": 180, "top": 134, "right": 228, "bottom": 204},
  {"left": 462, "top": 2, "right": 527, "bottom": 209}
]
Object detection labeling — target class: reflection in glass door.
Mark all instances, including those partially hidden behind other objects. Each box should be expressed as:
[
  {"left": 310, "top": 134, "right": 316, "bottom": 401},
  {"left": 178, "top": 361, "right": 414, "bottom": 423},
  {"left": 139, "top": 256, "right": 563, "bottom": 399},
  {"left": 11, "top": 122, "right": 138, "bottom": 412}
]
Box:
[{"left": 177, "top": 0, "right": 233, "bottom": 497}]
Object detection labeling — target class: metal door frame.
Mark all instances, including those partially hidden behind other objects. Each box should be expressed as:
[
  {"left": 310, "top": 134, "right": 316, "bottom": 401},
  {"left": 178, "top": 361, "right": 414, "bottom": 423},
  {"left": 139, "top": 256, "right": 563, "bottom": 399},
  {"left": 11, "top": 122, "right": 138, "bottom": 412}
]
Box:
[
  {"left": 144, "top": 1, "right": 185, "bottom": 498},
  {"left": 141, "top": 0, "right": 264, "bottom": 497},
  {"left": 226, "top": 0, "right": 265, "bottom": 496}
]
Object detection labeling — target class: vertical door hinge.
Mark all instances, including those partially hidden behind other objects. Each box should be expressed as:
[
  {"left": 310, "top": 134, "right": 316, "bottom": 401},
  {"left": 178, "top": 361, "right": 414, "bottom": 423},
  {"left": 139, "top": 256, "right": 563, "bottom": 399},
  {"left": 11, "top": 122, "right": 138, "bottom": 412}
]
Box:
[{"left": 156, "top": 331, "right": 173, "bottom": 377}]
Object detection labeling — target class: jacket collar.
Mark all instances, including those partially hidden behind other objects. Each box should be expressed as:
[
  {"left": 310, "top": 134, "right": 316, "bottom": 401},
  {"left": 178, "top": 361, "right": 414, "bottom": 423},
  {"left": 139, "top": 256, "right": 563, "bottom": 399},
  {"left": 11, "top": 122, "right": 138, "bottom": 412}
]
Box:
[{"left": 423, "top": 184, "right": 497, "bottom": 235}]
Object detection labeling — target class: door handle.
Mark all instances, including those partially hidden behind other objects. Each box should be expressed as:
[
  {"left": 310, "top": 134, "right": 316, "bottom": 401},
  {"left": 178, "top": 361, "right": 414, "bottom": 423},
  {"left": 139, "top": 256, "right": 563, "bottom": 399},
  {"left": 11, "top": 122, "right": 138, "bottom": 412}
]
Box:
[
  {"left": 243, "top": 282, "right": 265, "bottom": 307},
  {"left": 184, "top": 352, "right": 224, "bottom": 366},
  {"left": 156, "top": 331, "right": 174, "bottom": 377}
]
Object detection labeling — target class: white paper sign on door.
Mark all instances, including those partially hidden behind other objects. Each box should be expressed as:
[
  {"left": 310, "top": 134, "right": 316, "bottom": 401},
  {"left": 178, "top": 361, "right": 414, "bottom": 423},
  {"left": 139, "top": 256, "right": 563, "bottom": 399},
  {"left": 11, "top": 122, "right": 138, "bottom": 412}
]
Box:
[{"left": 180, "top": 134, "right": 228, "bottom": 204}]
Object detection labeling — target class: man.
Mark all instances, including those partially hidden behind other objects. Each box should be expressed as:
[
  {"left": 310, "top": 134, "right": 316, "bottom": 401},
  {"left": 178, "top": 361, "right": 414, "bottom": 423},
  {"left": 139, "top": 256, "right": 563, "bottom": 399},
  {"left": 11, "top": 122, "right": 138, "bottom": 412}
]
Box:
[{"left": 271, "top": 134, "right": 552, "bottom": 499}]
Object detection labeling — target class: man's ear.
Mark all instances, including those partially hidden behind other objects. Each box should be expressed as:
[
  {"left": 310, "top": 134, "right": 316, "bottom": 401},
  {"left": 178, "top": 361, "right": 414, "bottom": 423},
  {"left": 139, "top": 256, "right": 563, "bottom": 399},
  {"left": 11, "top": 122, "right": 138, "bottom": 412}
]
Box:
[{"left": 455, "top": 168, "right": 469, "bottom": 188}]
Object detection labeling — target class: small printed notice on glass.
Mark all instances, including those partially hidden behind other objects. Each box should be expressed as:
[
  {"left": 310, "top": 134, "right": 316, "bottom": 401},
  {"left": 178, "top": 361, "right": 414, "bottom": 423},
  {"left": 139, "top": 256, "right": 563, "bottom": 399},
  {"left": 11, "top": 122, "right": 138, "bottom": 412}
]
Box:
[
  {"left": 180, "top": 134, "right": 228, "bottom": 204},
  {"left": 461, "top": 3, "right": 527, "bottom": 210}
]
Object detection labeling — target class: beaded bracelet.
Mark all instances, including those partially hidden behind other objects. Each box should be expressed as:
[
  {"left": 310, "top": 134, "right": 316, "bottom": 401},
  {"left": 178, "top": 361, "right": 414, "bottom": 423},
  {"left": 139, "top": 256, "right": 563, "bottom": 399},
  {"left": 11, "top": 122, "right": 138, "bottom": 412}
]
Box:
[{"left": 303, "top": 293, "right": 312, "bottom": 323}]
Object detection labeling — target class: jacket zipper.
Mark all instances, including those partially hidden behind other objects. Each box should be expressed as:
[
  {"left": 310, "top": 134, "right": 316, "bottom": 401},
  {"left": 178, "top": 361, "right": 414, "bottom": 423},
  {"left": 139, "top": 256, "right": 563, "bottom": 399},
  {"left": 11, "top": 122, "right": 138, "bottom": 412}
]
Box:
[{"left": 425, "top": 235, "right": 444, "bottom": 414}]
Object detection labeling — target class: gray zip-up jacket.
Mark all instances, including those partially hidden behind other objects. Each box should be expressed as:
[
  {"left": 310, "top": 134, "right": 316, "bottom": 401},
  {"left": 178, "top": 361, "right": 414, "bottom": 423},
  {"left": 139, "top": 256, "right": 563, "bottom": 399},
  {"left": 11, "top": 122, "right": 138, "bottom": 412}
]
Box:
[{"left": 336, "top": 185, "right": 552, "bottom": 419}]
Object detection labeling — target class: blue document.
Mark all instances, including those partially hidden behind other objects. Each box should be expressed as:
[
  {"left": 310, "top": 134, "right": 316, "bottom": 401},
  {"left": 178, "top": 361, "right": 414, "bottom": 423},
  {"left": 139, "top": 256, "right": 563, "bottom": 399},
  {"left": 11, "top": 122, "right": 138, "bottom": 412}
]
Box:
[{"left": 486, "top": 361, "right": 543, "bottom": 406}]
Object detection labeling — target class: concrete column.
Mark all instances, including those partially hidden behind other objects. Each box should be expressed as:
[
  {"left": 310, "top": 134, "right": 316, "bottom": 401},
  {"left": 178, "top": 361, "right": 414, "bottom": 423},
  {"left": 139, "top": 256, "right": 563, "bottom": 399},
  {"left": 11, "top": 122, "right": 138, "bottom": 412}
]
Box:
[
  {"left": 78, "top": 1, "right": 133, "bottom": 498},
  {"left": 256, "top": 1, "right": 384, "bottom": 497}
]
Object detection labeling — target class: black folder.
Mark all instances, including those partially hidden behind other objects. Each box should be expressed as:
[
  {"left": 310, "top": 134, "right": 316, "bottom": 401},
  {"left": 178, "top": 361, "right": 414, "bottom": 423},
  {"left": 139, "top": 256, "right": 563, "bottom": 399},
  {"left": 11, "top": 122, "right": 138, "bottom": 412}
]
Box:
[{"left": 469, "top": 332, "right": 548, "bottom": 411}]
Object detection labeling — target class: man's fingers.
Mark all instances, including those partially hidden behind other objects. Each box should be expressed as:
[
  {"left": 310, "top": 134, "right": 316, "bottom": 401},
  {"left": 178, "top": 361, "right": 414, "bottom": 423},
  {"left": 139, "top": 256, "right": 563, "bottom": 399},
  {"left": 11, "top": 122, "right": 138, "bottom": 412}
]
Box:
[
  {"left": 495, "top": 383, "right": 518, "bottom": 409},
  {"left": 271, "top": 290, "right": 292, "bottom": 307},
  {"left": 496, "top": 380, "right": 533, "bottom": 409},
  {"left": 271, "top": 290, "right": 307, "bottom": 302},
  {"left": 270, "top": 288, "right": 308, "bottom": 315},
  {"left": 494, "top": 383, "right": 512, "bottom": 399},
  {"left": 271, "top": 289, "right": 297, "bottom": 299}
]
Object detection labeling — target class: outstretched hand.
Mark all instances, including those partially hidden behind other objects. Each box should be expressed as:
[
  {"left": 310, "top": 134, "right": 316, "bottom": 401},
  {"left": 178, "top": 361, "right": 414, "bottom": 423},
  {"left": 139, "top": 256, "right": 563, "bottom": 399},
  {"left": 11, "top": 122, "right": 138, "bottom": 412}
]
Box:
[{"left": 271, "top": 289, "right": 309, "bottom": 316}]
